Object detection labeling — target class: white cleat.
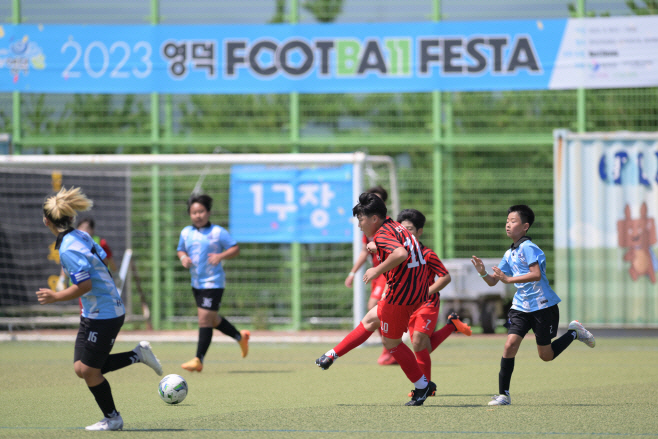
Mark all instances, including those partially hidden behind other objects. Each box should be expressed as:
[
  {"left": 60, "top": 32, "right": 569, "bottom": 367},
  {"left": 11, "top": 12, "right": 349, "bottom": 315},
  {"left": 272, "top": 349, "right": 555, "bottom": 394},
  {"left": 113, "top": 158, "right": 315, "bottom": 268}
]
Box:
[
  {"left": 135, "top": 341, "right": 163, "bottom": 376},
  {"left": 488, "top": 394, "right": 511, "bottom": 406},
  {"left": 85, "top": 413, "right": 123, "bottom": 431},
  {"left": 568, "top": 320, "right": 596, "bottom": 348}
]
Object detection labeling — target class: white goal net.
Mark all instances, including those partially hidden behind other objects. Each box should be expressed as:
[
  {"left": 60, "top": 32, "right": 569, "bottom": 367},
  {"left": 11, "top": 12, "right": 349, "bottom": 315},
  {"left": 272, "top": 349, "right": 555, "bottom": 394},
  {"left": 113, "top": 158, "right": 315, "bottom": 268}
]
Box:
[{"left": 0, "top": 153, "right": 397, "bottom": 331}]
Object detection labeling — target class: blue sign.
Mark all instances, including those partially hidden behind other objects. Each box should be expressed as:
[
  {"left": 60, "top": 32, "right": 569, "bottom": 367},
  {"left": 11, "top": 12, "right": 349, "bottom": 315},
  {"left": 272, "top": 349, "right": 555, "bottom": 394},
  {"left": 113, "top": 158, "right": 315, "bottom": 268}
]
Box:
[{"left": 229, "top": 165, "right": 353, "bottom": 243}]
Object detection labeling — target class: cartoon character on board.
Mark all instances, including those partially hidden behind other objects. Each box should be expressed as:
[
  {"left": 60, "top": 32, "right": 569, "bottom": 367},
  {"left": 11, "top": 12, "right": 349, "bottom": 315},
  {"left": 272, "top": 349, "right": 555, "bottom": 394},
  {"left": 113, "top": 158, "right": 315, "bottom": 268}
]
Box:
[{"left": 617, "top": 203, "right": 658, "bottom": 283}]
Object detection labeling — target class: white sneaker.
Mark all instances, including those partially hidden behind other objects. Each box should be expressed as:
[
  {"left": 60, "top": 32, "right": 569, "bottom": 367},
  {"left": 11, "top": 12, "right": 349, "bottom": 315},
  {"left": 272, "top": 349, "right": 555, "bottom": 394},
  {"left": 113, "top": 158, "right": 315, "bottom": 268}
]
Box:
[
  {"left": 85, "top": 413, "right": 123, "bottom": 431},
  {"left": 488, "top": 394, "right": 511, "bottom": 406},
  {"left": 135, "top": 341, "right": 163, "bottom": 376},
  {"left": 568, "top": 320, "right": 596, "bottom": 348}
]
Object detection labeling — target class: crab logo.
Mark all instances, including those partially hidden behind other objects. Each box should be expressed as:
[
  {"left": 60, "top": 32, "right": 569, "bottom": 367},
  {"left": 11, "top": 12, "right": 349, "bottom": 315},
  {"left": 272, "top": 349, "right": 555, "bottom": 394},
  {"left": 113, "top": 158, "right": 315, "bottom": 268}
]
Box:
[{"left": 0, "top": 32, "right": 46, "bottom": 82}]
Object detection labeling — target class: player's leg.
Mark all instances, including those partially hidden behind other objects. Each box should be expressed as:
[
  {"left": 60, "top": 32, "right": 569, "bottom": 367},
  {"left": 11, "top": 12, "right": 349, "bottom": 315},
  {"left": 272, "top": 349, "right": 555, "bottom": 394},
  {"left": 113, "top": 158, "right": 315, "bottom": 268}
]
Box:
[
  {"left": 208, "top": 289, "right": 250, "bottom": 358},
  {"left": 489, "top": 309, "right": 529, "bottom": 406},
  {"left": 73, "top": 317, "right": 124, "bottom": 431},
  {"left": 369, "top": 277, "right": 394, "bottom": 365},
  {"left": 379, "top": 303, "right": 435, "bottom": 406},
  {"left": 409, "top": 305, "right": 437, "bottom": 382},
  {"left": 534, "top": 305, "right": 563, "bottom": 361},
  {"left": 316, "top": 305, "right": 379, "bottom": 369}
]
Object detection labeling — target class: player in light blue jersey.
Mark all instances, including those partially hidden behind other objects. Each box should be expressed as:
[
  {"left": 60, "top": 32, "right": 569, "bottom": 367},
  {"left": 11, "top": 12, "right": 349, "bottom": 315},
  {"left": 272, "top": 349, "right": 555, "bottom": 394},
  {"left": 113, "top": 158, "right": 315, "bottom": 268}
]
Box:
[
  {"left": 177, "top": 194, "right": 249, "bottom": 373},
  {"left": 37, "top": 187, "right": 163, "bottom": 431},
  {"left": 471, "top": 204, "right": 595, "bottom": 407}
]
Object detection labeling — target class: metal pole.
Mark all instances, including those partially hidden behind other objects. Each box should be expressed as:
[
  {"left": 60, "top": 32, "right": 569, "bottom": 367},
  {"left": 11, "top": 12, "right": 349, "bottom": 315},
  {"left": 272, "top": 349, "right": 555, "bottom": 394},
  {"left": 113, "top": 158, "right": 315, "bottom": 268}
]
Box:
[
  {"left": 431, "top": 0, "right": 443, "bottom": 255},
  {"left": 11, "top": 0, "right": 21, "bottom": 154},
  {"left": 150, "top": 0, "right": 162, "bottom": 330},
  {"left": 352, "top": 153, "right": 365, "bottom": 328}
]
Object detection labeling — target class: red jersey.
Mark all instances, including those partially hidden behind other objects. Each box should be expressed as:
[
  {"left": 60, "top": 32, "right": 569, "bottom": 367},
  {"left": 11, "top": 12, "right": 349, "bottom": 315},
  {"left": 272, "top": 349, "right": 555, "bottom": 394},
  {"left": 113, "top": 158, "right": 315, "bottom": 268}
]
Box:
[
  {"left": 362, "top": 233, "right": 381, "bottom": 268},
  {"left": 373, "top": 218, "right": 431, "bottom": 306},
  {"left": 420, "top": 243, "right": 449, "bottom": 308}
]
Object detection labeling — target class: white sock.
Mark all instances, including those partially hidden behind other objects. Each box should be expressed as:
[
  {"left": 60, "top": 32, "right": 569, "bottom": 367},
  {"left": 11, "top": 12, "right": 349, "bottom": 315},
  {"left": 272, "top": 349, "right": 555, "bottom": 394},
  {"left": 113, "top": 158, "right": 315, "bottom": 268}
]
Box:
[
  {"left": 414, "top": 375, "right": 428, "bottom": 389},
  {"left": 325, "top": 349, "right": 338, "bottom": 359}
]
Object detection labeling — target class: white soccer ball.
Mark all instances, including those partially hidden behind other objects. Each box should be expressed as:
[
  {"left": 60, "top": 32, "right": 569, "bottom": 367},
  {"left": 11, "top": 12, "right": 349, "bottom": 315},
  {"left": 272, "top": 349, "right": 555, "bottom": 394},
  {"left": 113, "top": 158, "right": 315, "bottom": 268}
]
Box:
[{"left": 158, "top": 374, "right": 188, "bottom": 404}]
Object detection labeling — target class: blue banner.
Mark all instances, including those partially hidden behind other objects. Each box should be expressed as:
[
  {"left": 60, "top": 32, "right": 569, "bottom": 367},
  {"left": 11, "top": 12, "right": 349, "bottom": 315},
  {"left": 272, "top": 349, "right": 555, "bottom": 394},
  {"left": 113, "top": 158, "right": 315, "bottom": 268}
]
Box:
[
  {"left": 2, "top": 17, "right": 657, "bottom": 93},
  {"left": 229, "top": 165, "right": 353, "bottom": 243}
]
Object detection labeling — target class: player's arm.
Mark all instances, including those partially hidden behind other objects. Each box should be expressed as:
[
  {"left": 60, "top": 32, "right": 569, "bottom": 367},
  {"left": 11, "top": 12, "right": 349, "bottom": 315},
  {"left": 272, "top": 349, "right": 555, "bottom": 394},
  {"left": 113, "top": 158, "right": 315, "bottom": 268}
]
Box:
[
  {"left": 363, "top": 246, "right": 407, "bottom": 283},
  {"left": 36, "top": 279, "right": 92, "bottom": 304},
  {"left": 492, "top": 262, "right": 540, "bottom": 284},
  {"left": 428, "top": 273, "right": 451, "bottom": 296},
  {"left": 208, "top": 244, "right": 240, "bottom": 265},
  {"left": 471, "top": 255, "right": 499, "bottom": 286},
  {"left": 346, "top": 245, "right": 369, "bottom": 287}
]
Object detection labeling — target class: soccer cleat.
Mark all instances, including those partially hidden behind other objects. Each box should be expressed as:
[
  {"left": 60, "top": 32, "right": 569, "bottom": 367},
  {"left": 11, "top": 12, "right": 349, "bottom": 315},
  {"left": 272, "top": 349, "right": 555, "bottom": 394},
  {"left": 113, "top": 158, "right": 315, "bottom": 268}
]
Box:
[
  {"left": 239, "top": 330, "right": 250, "bottom": 358},
  {"left": 568, "top": 320, "right": 596, "bottom": 348},
  {"left": 181, "top": 357, "right": 203, "bottom": 372},
  {"left": 488, "top": 394, "right": 511, "bottom": 406},
  {"left": 377, "top": 352, "right": 398, "bottom": 365},
  {"left": 448, "top": 312, "right": 472, "bottom": 336},
  {"left": 135, "top": 341, "right": 163, "bottom": 376},
  {"left": 315, "top": 353, "right": 336, "bottom": 370},
  {"left": 405, "top": 381, "right": 436, "bottom": 406},
  {"left": 408, "top": 386, "right": 436, "bottom": 398},
  {"left": 85, "top": 413, "right": 124, "bottom": 431}
]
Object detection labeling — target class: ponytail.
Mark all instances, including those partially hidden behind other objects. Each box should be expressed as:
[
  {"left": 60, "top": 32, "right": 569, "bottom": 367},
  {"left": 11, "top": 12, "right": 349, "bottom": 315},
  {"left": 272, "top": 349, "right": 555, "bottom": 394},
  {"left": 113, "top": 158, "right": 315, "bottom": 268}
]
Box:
[{"left": 43, "top": 187, "right": 93, "bottom": 231}]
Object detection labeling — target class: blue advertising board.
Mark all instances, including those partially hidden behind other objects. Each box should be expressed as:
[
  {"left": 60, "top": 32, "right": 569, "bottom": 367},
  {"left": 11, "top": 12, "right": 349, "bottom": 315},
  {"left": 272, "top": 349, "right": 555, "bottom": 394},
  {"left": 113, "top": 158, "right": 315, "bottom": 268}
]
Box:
[
  {"left": 2, "top": 17, "right": 657, "bottom": 93},
  {"left": 229, "top": 164, "right": 353, "bottom": 243}
]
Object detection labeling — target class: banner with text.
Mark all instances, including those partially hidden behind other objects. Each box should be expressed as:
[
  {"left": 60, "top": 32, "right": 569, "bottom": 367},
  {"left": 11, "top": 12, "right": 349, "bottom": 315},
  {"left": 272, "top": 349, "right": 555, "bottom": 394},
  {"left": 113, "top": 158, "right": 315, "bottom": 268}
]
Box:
[
  {"left": 554, "top": 130, "right": 658, "bottom": 326},
  {"left": 229, "top": 165, "right": 353, "bottom": 243},
  {"left": 1, "top": 16, "right": 657, "bottom": 93}
]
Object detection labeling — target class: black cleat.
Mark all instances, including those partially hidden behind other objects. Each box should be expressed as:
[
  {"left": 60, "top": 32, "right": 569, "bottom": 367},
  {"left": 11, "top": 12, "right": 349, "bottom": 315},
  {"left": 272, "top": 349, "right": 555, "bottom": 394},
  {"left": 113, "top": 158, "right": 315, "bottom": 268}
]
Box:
[
  {"left": 315, "top": 354, "right": 335, "bottom": 370},
  {"left": 405, "top": 381, "right": 436, "bottom": 406}
]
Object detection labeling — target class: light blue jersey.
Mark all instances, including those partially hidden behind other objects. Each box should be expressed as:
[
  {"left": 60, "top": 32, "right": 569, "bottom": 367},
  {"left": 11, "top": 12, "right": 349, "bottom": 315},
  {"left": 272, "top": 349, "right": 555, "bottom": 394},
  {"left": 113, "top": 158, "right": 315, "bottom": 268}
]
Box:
[
  {"left": 498, "top": 238, "right": 561, "bottom": 313},
  {"left": 177, "top": 223, "right": 237, "bottom": 289},
  {"left": 57, "top": 229, "right": 125, "bottom": 319}
]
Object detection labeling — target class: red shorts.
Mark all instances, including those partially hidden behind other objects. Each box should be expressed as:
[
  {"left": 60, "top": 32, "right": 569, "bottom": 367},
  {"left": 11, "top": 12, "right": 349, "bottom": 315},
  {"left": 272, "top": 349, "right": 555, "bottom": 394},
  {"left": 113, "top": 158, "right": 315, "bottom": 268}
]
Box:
[
  {"left": 408, "top": 304, "right": 440, "bottom": 340},
  {"left": 377, "top": 301, "right": 417, "bottom": 339},
  {"left": 369, "top": 275, "right": 386, "bottom": 301}
]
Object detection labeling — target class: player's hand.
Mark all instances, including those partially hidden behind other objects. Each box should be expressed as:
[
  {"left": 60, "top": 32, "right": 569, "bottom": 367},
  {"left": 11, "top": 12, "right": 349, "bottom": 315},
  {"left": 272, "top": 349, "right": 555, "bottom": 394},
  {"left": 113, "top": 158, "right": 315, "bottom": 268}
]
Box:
[
  {"left": 345, "top": 274, "right": 354, "bottom": 288},
  {"left": 366, "top": 241, "right": 377, "bottom": 254},
  {"left": 470, "top": 255, "right": 486, "bottom": 276},
  {"left": 363, "top": 267, "right": 378, "bottom": 284},
  {"left": 36, "top": 288, "right": 56, "bottom": 305},
  {"left": 491, "top": 266, "right": 510, "bottom": 283},
  {"left": 180, "top": 255, "right": 193, "bottom": 269},
  {"left": 208, "top": 253, "right": 222, "bottom": 266}
]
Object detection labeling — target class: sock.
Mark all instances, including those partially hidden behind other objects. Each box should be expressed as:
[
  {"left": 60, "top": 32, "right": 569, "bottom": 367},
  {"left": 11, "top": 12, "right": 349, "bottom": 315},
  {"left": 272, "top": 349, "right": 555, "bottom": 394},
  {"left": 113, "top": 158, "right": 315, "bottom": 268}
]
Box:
[
  {"left": 389, "top": 342, "right": 424, "bottom": 384},
  {"left": 196, "top": 327, "right": 213, "bottom": 362},
  {"left": 333, "top": 323, "right": 374, "bottom": 357},
  {"left": 88, "top": 379, "right": 117, "bottom": 418},
  {"left": 499, "top": 357, "right": 515, "bottom": 396},
  {"left": 101, "top": 351, "right": 139, "bottom": 374},
  {"left": 414, "top": 349, "right": 432, "bottom": 381},
  {"left": 430, "top": 324, "right": 454, "bottom": 352},
  {"left": 216, "top": 317, "right": 241, "bottom": 341},
  {"left": 551, "top": 329, "right": 576, "bottom": 359},
  {"left": 413, "top": 375, "right": 428, "bottom": 389}
]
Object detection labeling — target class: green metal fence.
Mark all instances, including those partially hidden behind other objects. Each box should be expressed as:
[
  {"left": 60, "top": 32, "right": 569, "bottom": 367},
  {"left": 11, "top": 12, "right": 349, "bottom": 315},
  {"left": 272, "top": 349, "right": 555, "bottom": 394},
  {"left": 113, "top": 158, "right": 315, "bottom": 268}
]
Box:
[{"left": 2, "top": 0, "right": 657, "bottom": 329}]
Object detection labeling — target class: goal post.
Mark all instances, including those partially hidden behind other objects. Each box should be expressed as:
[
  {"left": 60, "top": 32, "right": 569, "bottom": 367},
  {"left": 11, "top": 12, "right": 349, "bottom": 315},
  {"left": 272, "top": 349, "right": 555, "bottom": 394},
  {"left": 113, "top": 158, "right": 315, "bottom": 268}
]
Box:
[{"left": 0, "top": 153, "right": 397, "bottom": 331}]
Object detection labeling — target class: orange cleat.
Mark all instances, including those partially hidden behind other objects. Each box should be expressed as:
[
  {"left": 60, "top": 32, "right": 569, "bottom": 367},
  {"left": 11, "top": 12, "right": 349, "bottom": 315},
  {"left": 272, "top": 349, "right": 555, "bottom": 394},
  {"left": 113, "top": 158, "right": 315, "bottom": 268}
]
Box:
[
  {"left": 181, "top": 357, "right": 203, "bottom": 372},
  {"left": 239, "top": 330, "right": 250, "bottom": 358},
  {"left": 377, "top": 352, "right": 398, "bottom": 365},
  {"left": 448, "top": 312, "right": 472, "bottom": 336}
]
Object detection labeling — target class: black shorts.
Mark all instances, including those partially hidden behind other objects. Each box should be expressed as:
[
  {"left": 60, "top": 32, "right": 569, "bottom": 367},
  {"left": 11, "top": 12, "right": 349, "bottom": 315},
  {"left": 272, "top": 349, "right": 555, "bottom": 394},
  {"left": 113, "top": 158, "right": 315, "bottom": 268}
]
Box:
[
  {"left": 507, "top": 305, "right": 559, "bottom": 346},
  {"left": 192, "top": 288, "right": 225, "bottom": 311},
  {"left": 74, "top": 315, "right": 125, "bottom": 369}
]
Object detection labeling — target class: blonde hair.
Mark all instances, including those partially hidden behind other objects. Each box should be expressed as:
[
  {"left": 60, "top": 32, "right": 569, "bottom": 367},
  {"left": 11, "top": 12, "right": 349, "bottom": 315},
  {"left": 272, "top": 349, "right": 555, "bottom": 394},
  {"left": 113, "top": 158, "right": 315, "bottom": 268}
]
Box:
[{"left": 43, "top": 187, "right": 93, "bottom": 231}]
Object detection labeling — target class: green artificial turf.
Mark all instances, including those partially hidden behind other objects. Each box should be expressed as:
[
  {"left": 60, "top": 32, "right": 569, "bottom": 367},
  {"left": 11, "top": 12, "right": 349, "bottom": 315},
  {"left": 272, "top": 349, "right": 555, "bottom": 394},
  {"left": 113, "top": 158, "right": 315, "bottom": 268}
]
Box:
[{"left": 1, "top": 336, "right": 657, "bottom": 438}]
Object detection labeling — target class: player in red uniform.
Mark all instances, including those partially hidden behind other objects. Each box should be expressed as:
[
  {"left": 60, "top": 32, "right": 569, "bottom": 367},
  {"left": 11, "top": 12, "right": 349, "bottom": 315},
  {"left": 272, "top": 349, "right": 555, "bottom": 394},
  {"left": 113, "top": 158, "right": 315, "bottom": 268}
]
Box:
[
  {"left": 394, "top": 209, "right": 472, "bottom": 397},
  {"left": 316, "top": 193, "right": 435, "bottom": 406},
  {"left": 344, "top": 185, "right": 394, "bottom": 365}
]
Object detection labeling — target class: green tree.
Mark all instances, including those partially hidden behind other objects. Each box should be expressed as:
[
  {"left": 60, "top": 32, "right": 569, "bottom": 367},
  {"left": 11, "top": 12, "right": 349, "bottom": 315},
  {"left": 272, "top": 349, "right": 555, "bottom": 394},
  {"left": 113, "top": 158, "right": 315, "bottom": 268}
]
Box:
[{"left": 303, "top": 0, "right": 343, "bottom": 23}]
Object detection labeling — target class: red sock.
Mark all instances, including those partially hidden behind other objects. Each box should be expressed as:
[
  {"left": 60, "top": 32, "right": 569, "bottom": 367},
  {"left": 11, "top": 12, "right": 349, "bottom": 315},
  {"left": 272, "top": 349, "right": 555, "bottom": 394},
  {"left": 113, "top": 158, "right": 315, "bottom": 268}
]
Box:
[
  {"left": 334, "top": 323, "right": 374, "bottom": 357},
  {"left": 388, "top": 343, "right": 423, "bottom": 383},
  {"left": 430, "top": 324, "right": 454, "bottom": 352},
  {"left": 414, "top": 349, "right": 432, "bottom": 381}
]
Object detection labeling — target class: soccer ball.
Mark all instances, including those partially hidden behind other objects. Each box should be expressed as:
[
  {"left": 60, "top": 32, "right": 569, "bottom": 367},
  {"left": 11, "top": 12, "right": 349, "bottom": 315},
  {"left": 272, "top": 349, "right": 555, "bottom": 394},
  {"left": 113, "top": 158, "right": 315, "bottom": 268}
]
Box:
[{"left": 158, "top": 374, "right": 188, "bottom": 404}]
